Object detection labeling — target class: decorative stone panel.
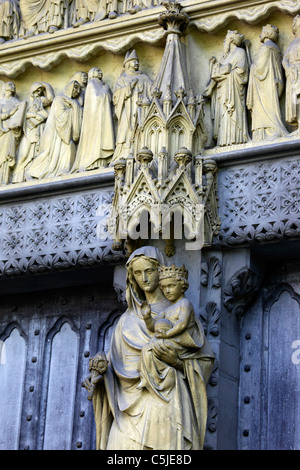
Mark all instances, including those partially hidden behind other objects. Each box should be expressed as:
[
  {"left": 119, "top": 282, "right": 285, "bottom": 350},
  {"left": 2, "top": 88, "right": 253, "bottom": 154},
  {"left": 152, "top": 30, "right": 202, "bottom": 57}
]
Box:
[
  {"left": 0, "top": 184, "right": 124, "bottom": 278},
  {"left": 215, "top": 154, "right": 300, "bottom": 247}
]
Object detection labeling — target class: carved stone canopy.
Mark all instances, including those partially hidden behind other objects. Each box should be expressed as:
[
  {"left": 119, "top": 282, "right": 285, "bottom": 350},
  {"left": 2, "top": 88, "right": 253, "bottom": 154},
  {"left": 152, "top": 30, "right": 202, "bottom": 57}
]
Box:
[{"left": 108, "top": 1, "right": 220, "bottom": 256}]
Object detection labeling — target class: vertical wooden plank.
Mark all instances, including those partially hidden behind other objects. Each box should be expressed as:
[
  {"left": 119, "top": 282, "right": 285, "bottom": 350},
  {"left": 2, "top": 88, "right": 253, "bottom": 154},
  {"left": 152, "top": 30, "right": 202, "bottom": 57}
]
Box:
[
  {"left": 0, "top": 284, "right": 123, "bottom": 450},
  {"left": 238, "top": 292, "right": 264, "bottom": 450},
  {"left": 266, "top": 290, "right": 300, "bottom": 450},
  {"left": 0, "top": 328, "right": 26, "bottom": 450},
  {"left": 42, "top": 321, "right": 79, "bottom": 450},
  {"left": 239, "top": 282, "right": 300, "bottom": 451},
  {"left": 19, "top": 312, "right": 48, "bottom": 451}
]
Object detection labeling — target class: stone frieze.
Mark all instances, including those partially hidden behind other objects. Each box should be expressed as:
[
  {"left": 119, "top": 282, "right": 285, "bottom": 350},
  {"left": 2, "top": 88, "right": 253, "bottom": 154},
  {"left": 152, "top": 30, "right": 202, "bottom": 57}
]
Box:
[
  {"left": 0, "top": 185, "right": 125, "bottom": 278},
  {"left": 215, "top": 154, "right": 300, "bottom": 246}
]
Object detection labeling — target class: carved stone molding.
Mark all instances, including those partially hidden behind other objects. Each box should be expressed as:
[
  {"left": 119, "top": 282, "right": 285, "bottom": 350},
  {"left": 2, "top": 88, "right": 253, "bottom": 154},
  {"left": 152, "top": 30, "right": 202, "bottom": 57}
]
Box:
[
  {"left": 0, "top": 1, "right": 299, "bottom": 77},
  {"left": 216, "top": 156, "right": 300, "bottom": 247},
  {"left": 200, "top": 301, "right": 220, "bottom": 337},
  {"left": 201, "top": 256, "right": 222, "bottom": 289},
  {"left": 0, "top": 188, "right": 125, "bottom": 279},
  {"left": 223, "top": 267, "right": 262, "bottom": 316},
  {"left": 0, "top": 11, "right": 166, "bottom": 77},
  {"left": 208, "top": 359, "right": 219, "bottom": 387},
  {"left": 189, "top": 0, "right": 300, "bottom": 33},
  {"left": 206, "top": 398, "right": 218, "bottom": 434}
]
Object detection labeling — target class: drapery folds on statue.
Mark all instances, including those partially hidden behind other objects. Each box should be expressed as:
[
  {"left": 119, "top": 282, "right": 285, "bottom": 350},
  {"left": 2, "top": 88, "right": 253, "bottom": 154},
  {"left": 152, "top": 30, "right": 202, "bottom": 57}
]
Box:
[
  {"left": 26, "top": 80, "right": 82, "bottom": 179},
  {"left": 72, "top": 67, "right": 115, "bottom": 171},
  {"left": 89, "top": 247, "right": 214, "bottom": 450},
  {"left": 247, "top": 24, "right": 288, "bottom": 141}
]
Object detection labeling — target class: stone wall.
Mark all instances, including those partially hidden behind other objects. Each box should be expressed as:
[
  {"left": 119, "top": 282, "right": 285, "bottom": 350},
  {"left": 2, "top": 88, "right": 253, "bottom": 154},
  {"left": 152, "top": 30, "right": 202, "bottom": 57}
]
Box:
[{"left": 0, "top": 0, "right": 300, "bottom": 450}]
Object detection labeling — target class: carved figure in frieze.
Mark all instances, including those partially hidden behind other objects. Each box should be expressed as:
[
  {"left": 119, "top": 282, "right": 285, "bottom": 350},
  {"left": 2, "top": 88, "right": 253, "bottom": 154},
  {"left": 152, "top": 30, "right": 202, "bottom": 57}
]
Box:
[
  {"left": 137, "top": 264, "right": 207, "bottom": 399},
  {"left": 70, "top": 0, "right": 99, "bottom": 27},
  {"left": 69, "top": 0, "right": 118, "bottom": 26},
  {"left": 20, "top": 0, "right": 69, "bottom": 38},
  {"left": 70, "top": 70, "right": 88, "bottom": 106},
  {"left": 124, "top": 0, "right": 152, "bottom": 15},
  {"left": 48, "top": 0, "right": 70, "bottom": 32},
  {"left": 26, "top": 80, "right": 82, "bottom": 180},
  {"left": 0, "top": 82, "right": 26, "bottom": 185},
  {"left": 20, "top": 0, "right": 47, "bottom": 37},
  {"left": 84, "top": 246, "right": 214, "bottom": 450},
  {"left": 72, "top": 67, "right": 115, "bottom": 171},
  {"left": 112, "top": 50, "right": 153, "bottom": 162},
  {"left": 97, "top": 0, "right": 119, "bottom": 20},
  {"left": 12, "top": 82, "right": 54, "bottom": 183},
  {"left": 0, "top": 0, "right": 19, "bottom": 44},
  {"left": 283, "top": 15, "right": 300, "bottom": 133},
  {"left": 203, "top": 29, "right": 249, "bottom": 147},
  {"left": 247, "top": 24, "right": 288, "bottom": 141}
]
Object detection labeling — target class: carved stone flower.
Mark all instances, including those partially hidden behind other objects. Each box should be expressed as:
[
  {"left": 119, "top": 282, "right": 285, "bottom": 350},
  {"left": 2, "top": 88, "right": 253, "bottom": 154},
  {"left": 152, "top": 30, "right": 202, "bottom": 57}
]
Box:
[
  {"left": 53, "top": 198, "right": 74, "bottom": 222},
  {"left": 5, "top": 206, "right": 25, "bottom": 230},
  {"left": 51, "top": 225, "right": 72, "bottom": 247},
  {"left": 77, "top": 194, "right": 99, "bottom": 219},
  {"left": 76, "top": 222, "right": 96, "bottom": 245},
  {"left": 3, "top": 232, "right": 24, "bottom": 255}
]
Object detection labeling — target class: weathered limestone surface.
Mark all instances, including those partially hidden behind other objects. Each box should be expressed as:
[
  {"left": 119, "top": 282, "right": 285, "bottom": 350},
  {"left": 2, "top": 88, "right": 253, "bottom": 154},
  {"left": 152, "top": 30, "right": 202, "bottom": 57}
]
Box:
[{"left": 0, "top": 0, "right": 300, "bottom": 452}]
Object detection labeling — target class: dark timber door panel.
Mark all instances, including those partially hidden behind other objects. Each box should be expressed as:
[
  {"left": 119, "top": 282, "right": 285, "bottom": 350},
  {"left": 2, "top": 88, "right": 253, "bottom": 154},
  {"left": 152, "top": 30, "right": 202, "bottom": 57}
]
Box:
[
  {"left": 0, "top": 282, "right": 122, "bottom": 450},
  {"left": 239, "top": 260, "right": 300, "bottom": 450}
]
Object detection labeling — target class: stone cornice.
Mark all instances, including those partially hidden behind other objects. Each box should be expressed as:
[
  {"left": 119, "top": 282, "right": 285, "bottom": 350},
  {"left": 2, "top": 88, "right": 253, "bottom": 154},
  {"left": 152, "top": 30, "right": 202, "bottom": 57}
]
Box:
[
  {"left": 0, "top": 6, "right": 167, "bottom": 77},
  {"left": 0, "top": 0, "right": 299, "bottom": 77},
  {"left": 0, "top": 169, "right": 115, "bottom": 203},
  {"left": 204, "top": 138, "right": 300, "bottom": 168},
  {"left": 186, "top": 0, "right": 300, "bottom": 31}
]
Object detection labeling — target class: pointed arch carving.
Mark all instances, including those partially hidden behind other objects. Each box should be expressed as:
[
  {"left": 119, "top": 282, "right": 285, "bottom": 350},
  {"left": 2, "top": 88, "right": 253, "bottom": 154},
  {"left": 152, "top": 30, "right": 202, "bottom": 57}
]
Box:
[
  {"left": 97, "top": 308, "right": 123, "bottom": 354},
  {"left": 0, "top": 321, "right": 27, "bottom": 343},
  {"left": 0, "top": 324, "right": 27, "bottom": 450},
  {"left": 263, "top": 282, "right": 300, "bottom": 313},
  {"left": 37, "top": 316, "right": 79, "bottom": 450}
]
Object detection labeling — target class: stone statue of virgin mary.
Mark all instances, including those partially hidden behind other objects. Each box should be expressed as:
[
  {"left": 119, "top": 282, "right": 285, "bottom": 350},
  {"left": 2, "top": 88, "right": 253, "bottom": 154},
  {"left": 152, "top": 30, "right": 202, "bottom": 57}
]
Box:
[{"left": 87, "top": 246, "right": 214, "bottom": 450}]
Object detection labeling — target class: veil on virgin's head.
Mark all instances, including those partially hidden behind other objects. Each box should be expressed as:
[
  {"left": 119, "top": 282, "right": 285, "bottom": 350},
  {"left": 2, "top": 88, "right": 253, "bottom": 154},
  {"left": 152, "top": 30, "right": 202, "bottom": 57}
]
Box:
[
  {"left": 125, "top": 246, "right": 167, "bottom": 308},
  {"left": 126, "top": 246, "right": 166, "bottom": 268}
]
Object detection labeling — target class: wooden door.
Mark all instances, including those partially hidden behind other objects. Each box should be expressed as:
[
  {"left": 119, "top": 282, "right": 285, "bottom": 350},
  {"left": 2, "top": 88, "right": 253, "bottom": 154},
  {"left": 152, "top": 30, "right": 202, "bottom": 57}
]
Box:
[
  {"left": 0, "top": 282, "right": 122, "bottom": 450},
  {"left": 239, "top": 260, "right": 300, "bottom": 450}
]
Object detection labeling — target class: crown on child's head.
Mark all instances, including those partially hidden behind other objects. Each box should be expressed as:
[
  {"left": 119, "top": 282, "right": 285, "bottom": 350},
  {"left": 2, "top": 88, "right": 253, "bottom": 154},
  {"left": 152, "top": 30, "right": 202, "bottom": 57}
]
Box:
[{"left": 158, "top": 264, "right": 188, "bottom": 281}]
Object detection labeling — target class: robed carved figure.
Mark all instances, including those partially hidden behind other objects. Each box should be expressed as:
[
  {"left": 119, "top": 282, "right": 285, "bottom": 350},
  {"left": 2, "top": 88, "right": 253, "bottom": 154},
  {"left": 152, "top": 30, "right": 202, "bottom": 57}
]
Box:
[
  {"left": 20, "top": 0, "right": 69, "bottom": 37},
  {"left": 70, "top": 71, "right": 88, "bottom": 106},
  {"left": 12, "top": 82, "right": 54, "bottom": 183},
  {"left": 84, "top": 246, "right": 214, "bottom": 450},
  {"left": 112, "top": 50, "right": 153, "bottom": 162},
  {"left": 0, "top": 0, "right": 19, "bottom": 43},
  {"left": 26, "top": 80, "right": 82, "bottom": 180},
  {"left": 72, "top": 67, "right": 115, "bottom": 171},
  {"left": 0, "top": 82, "right": 25, "bottom": 185},
  {"left": 247, "top": 24, "right": 287, "bottom": 141},
  {"left": 204, "top": 29, "right": 249, "bottom": 147},
  {"left": 283, "top": 15, "right": 300, "bottom": 133}
]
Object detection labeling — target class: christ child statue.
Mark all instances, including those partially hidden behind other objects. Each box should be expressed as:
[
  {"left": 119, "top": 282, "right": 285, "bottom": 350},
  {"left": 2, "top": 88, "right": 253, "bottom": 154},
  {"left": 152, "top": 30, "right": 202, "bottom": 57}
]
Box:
[{"left": 137, "top": 264, "right": 202, "bottom": 399}]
